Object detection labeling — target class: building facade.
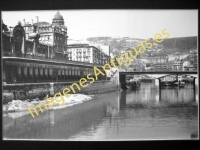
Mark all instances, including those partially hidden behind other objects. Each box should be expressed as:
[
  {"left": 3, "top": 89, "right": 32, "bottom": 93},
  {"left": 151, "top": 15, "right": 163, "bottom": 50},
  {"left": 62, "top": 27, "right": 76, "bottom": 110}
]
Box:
[
  {"left": 2, "top": 12, "right": 109, "bottom": 83},
  {"left": 67, "top": 44, "right": 110, "bottom": 65}
]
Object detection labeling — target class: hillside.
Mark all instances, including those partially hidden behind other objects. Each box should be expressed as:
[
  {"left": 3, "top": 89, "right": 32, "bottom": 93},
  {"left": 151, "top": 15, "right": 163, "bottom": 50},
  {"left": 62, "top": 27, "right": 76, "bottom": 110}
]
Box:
[
  {"left": 86, "top": 36, "right": 197, "bottom": 55},
  {"left": 159, "top": 36, "right": 197, "bottom": 54},
  {"left": 87, "top": 37, "right": 111, "bottom": 42}
]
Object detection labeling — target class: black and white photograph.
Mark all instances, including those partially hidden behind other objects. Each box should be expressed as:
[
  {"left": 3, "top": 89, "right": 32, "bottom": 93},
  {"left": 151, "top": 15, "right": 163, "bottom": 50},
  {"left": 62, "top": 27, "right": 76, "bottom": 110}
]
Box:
[{"left": 2, "top": 9, "right": 198, "bottom": 141}]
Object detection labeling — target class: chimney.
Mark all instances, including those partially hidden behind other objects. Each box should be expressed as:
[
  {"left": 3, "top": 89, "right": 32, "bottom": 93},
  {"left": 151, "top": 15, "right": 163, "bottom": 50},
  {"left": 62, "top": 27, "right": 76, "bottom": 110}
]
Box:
[{"left": 23, "top": 19, "right": 26, "bottom": 25}]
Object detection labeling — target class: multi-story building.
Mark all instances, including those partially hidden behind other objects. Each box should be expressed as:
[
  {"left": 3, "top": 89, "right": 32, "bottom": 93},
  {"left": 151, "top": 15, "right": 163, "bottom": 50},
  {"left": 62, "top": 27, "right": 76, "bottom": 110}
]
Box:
[
  {"left": 89, "top": 43, "right": 110, "bottom": 56},
  {"left": 147, "top": 55, "right": 168, "bottom": 64},
  {"left": 168, "top": 52, "right": 189, "bottom": 61},
  {"left": 124, "top": 59, "right": 145, "bottom": 71},
  {"left": 152, "top": 59, "right": 185, "bottom": 71},
  {"left": 182, "top": 50, "right": 198, "bottom": 71},
  {"left": 171, "top": 60, "right": 183, "bottom": 71},
  {"left": 4, "top": 11, "right": 68, "bottom": 60},
  {"left": 139, "top": 54, "right": 168, "bottom": 71},
  {"left": 34, "top": 11, "right": 68, "bottom": 59},
  {"left": 67, "top": 44, "right": 110, "bottom": 65},
  {"left": 153, "top": 62, "right": 173, "bottom": 71}
]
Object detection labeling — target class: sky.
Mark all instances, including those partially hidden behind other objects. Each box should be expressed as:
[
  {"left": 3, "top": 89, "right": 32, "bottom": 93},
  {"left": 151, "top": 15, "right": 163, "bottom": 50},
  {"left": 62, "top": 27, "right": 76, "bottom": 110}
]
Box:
[{"left": 2, "top": 10, "right": 198, "bottom": 40}]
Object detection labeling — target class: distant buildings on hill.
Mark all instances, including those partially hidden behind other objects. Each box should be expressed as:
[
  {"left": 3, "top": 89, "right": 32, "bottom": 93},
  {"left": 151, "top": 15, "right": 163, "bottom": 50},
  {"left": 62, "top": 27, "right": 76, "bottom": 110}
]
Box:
[{"left": 116, "top": 50, "right": 197, "bottom": 72}]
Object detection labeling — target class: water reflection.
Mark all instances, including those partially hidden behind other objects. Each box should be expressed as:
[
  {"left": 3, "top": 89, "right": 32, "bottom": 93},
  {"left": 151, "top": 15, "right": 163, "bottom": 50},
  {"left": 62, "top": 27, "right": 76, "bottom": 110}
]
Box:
[
  {"left": 155, "top": 90, "right": 161, "bottom": 104},
  {"left": 50, "top": 111, "right": 54, "bottom": 126},
  {"left": 120, "top": 90, "right": 127, "bottom": 109},
  {"left": 196, "top": 90, "right": 198, "bottom": 104},
  {"left": 3, "top": 83, "right": 198, "bottom": 140},
  {"left": 124, "top": 84, "right": 197, "bottom": 108}
]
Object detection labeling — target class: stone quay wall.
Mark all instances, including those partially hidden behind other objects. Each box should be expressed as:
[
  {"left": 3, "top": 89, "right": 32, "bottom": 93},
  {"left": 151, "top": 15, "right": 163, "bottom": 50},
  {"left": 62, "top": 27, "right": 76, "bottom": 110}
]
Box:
[{"left": 3, "top": 80, "right": 118, "bottom": 104}]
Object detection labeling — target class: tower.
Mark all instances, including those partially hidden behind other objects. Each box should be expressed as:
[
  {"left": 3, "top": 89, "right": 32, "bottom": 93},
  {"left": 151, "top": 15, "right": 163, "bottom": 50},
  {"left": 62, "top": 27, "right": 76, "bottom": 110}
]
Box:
[{"left": 52, "top": 11, "right": 65, "bottom": 26}]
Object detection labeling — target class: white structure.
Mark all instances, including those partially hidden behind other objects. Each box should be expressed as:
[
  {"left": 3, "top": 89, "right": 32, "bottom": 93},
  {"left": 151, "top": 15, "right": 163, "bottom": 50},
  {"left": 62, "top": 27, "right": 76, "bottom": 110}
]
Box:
[
  {"left": 89, "top": 43, "right": 110, "bottom": 56},
  {"left": 67, "top": 43, "right": 110, "bottom": 64},
  {"left": 168, "top": 52, "right": 189, "bottom": 61}
]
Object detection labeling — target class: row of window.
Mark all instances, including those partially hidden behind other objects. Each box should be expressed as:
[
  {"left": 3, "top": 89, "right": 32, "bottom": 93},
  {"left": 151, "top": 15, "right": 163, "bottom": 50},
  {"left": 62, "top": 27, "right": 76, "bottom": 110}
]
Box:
[
  {"left": 67, "top": 48, "right": 91, "bottom": 52},
  {"left": 53, "top": 28, "right": 66, "bottom": 34},
  {"left": 67, "top": 49, "right": 91, "bottom": 53},
  {"left": 67, "top": 48, "right": 107, "bottom": 56},
  {"left": 38, "top": 26, "right": 67, "bottom": 34},
  {"left": 75, "top": 48, "right": 90, "bottom": 51},
  {"left": 40, "top": 35, "right": 52, "bottom": 41},
  {"left": 55, "top": 45, "right": 67, "bottom": 51},
  {"left": 55, "top": 35, "right": 64, "bottom": 41},
  {"left": 24, "top": 26, "right": 34, "bottom": 31},
  {"left": 38, "top": 27, "right": 52, "bottom": 32},
  {"left": 72, "top": 53, "right": 88, "bottom": 56}
]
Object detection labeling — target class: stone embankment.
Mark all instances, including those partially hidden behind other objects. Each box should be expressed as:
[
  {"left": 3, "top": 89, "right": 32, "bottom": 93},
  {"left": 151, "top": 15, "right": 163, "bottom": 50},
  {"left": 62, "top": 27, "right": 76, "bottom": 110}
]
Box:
[{"left": 3, "top": 80, "right": 118, "bottom": 104}]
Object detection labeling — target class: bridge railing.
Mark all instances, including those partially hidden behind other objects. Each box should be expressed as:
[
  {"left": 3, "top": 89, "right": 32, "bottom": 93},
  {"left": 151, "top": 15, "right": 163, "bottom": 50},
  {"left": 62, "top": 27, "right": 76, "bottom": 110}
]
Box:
[{"left": 119, "top": 70, "right": 198, "bottom": 72}]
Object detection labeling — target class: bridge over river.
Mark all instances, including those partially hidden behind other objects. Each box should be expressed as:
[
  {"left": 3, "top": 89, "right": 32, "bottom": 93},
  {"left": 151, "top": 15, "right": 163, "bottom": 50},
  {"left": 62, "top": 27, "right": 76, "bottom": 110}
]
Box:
[{"left": 118, "top": 71, "right": 198, "bottom": 90}]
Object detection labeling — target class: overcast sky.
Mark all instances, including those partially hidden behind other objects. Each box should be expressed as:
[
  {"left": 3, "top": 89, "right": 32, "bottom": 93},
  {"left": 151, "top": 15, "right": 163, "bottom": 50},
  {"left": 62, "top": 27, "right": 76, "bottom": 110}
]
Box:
[{"left": 2, "top": 10, "right": 198, "bottom": 40}]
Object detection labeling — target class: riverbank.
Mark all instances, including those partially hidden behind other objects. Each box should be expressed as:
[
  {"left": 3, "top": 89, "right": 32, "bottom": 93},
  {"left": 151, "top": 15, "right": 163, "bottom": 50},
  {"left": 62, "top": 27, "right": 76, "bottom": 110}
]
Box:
[
  {"left": 3, "top": 80, "right": 119, "bottom": 104},
  {"left": 3, "top": 94, "right": 95, "bottom": 118}
]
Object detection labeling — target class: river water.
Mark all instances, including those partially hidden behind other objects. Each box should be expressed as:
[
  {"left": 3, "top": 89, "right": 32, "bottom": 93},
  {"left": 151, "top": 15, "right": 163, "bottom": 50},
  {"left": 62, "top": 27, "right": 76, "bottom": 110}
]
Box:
[{"left": 3, "top": 82, "right": 198, "bottom": 140}]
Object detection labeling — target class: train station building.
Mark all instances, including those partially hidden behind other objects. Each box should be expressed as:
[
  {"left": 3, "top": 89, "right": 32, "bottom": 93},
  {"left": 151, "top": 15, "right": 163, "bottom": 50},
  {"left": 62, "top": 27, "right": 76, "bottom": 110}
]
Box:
[{"left": 2, "top": 11, "right": 110, "bottom": 83}]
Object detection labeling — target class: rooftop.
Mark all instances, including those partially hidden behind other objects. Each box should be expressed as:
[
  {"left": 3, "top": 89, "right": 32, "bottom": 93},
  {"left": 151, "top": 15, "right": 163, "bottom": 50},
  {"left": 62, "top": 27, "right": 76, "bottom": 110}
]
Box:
[
  {"left": 33, "top": 22, "right": 51, "bottom": 26},
  {"left": 53, "top": 11, "right": 64, "bottom": 20}
]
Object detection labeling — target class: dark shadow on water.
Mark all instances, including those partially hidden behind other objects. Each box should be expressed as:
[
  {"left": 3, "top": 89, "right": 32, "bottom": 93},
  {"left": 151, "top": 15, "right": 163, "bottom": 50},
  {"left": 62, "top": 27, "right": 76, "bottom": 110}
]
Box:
[
  {"left": 120, "top": 90, "right": 127, "bottom": 109},
  {"left": 122, "top": 83, "right": 197, "bottom": 109}
]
